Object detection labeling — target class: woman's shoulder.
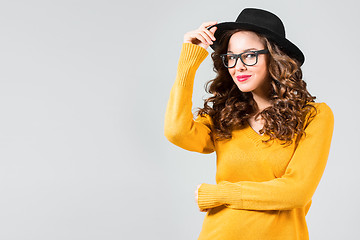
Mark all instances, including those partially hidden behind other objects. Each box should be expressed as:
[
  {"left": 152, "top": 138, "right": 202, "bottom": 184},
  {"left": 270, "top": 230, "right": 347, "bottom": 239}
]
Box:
[
  {"left": 305, "top": 101, "right": 333, "bottom": 116},
  {"left": 303, "top": 101, "right": 334, "bottom": 128}
]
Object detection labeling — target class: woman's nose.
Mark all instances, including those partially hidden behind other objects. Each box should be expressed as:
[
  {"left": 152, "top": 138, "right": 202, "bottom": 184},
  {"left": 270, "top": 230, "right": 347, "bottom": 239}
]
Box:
[{"left": 235, "top": 59, "right": 247, "bottom": 71}]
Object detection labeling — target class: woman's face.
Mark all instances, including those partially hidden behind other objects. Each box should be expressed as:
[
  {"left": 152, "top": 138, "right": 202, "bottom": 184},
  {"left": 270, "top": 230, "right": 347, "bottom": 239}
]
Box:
[{"left": 227, "top": 31, "right": 270, "bottom": 96}]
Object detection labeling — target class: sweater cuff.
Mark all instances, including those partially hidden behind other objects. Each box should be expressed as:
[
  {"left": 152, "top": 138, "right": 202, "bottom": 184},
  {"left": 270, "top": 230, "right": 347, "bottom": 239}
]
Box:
[
  {"left": 197, "top": 183, "right": 223, "bottom": 210},
  {"left": 198, "top": 182, "right": 244, "bottom": 210},
  {"left": 176, "top": 43, "right": 209, "bottom": 87}
]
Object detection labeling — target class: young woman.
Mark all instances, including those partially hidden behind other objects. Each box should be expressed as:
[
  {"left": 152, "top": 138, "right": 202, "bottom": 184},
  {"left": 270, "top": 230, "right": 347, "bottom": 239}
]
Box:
[{"left": 164, "top": 8, "right": 334, "bottom": 240}]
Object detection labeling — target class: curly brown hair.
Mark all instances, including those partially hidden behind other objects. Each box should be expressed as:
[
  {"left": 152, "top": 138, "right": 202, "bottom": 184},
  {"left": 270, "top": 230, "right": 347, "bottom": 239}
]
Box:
[{"left": 196, "top": 29, "right": 318, "bottom": 147}]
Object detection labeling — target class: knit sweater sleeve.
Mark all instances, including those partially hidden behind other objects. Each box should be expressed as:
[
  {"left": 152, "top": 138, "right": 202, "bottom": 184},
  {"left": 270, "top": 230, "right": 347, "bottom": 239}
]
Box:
[
  {"left": 198, "top": 102, "right": 334, "bottom": 210},
  {"left": 164, "top": 43, "right": 215, "bottom": 154}
]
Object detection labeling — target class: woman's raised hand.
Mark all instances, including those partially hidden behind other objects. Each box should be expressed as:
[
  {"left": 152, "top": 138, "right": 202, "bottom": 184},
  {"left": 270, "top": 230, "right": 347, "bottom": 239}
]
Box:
[{"left": 183, "top": 21, "right": 218, "bottom": 50}]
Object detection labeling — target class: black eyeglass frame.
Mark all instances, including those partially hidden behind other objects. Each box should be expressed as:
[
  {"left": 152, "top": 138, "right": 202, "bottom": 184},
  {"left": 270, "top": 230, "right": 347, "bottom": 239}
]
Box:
[{"left": 220, "top": 49, "right": 269, "bottom": 68}]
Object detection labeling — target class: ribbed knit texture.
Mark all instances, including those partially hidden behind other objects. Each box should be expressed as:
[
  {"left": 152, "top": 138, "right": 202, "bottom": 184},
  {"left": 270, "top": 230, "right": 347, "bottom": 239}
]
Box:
[
  {"left": 176, "top": 43, "right": 209, "bottom": 88},
  {"left": 164, "top": 43, "right": 335, "bottom": 240}
]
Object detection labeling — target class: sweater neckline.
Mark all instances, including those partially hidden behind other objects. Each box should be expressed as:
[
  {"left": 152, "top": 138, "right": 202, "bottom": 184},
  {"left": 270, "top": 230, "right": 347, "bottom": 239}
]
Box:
[{"left": 244, "top": 121, "right": 268, "bottom": 145}]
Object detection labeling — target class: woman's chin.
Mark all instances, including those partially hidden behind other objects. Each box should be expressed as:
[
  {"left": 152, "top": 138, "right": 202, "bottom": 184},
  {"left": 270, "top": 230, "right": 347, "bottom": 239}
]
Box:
[{"left": 235, "top": 85, "right": 254, "bottom": 93}]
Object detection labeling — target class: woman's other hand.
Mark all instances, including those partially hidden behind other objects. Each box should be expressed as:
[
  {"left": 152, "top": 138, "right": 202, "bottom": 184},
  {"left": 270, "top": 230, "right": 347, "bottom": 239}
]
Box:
[
  {"left": 184, "top": 22, "right": 217, "bottom": 50},
  {"left": 195, "top": 184, "right": 209, "bottom": 212}
]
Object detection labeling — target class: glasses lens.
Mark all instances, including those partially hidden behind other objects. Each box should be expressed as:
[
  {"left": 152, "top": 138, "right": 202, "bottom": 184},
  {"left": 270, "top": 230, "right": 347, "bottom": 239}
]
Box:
[
  {"left": 222, "top": 52, "right": 259, "bottom": 68},
  {"left": 227, "top": 55, "right": 237, "bottom": 68},
  {"left": 241, "top": 52, "right": 258, "bottom": 66},
  {"left": 222, "top": 54, "right": 237, "bottom": 68}
]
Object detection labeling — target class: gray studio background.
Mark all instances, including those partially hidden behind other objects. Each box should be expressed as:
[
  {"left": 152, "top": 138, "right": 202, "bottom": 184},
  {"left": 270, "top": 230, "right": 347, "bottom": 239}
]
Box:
[{"left": 0, "top": 0, "right": 358, "bottom": 239}]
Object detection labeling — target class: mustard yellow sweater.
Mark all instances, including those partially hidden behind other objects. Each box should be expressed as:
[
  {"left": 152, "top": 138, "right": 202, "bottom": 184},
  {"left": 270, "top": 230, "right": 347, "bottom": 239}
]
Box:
[{"left": 164, "top": 43, "right": 334, "bottom": 240}]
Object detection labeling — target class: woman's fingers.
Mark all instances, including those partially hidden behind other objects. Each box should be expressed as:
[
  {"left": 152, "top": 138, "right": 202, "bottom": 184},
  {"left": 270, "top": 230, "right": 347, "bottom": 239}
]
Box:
[
  {"left": 203, "top": 27, "right": 216, "bottom": 41},
  {"left": 200, "top": 21, "right": 218, "bottom": 29},
  {"left": 195, "top": 184, "right": 201, "bottom": 203},
  {"left": 196, "top": 184, "right": 201, "bottom": 211},
  {"left": 184, "top": 30, "right": 210, "bottom": 45},
  {"left": 208, "top": 26, "right": 217, "bottom": 38},
  {"left": 198, "top": 31, "right": 213, "bottom": 45},
  {"left": 200, "top": 21, "right": 217, "bottom": 40},
  {"left": 195, "top": 32, "right": 210, "bottom": 45},
  {"left": 183, "top": 21, "right": 218, "bottom": 49}
]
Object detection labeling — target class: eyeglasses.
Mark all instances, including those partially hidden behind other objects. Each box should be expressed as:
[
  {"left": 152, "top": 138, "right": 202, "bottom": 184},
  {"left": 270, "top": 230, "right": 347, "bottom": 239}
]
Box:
[{"left": 220, "top": 49, "right": 269, "bottom": 68}]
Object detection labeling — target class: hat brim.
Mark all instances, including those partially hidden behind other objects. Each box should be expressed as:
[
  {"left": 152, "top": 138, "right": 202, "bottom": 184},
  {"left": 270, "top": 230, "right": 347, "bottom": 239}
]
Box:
[{"left": 208, "top": 22, "right": 305, "bottom": 65}]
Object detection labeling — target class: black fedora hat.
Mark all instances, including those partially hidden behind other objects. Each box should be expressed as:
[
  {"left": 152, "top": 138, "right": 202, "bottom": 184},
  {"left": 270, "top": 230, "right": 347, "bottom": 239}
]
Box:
[{"left": 208, "top": 8, "right": 305, "bottom": 65}]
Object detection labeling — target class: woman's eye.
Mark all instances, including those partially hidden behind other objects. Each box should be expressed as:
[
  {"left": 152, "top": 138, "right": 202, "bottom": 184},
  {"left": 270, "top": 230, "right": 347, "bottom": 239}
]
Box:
[
  {"left": 244, "top": 53, "right": 256, "bottom": 59},
  {"left": 228, "top": 55, "right": 237, "bottom": 60}
]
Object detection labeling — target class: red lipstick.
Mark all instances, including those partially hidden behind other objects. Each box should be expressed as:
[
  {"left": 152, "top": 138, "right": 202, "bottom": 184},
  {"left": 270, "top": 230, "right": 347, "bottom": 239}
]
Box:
[{"left": 236, "top": 75, "right": 251, "bottom": 82}]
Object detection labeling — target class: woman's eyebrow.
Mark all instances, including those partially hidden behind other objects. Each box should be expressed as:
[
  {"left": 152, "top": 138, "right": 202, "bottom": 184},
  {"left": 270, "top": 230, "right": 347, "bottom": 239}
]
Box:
[{"left": 227, "top": 48, "right": 259, "bottom": 53}]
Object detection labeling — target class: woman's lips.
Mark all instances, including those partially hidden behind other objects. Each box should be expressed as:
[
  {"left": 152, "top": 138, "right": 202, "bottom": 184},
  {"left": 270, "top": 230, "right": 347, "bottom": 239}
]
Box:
[{"left": 236, "top": 75, "right": 252, "bottom": 82}]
